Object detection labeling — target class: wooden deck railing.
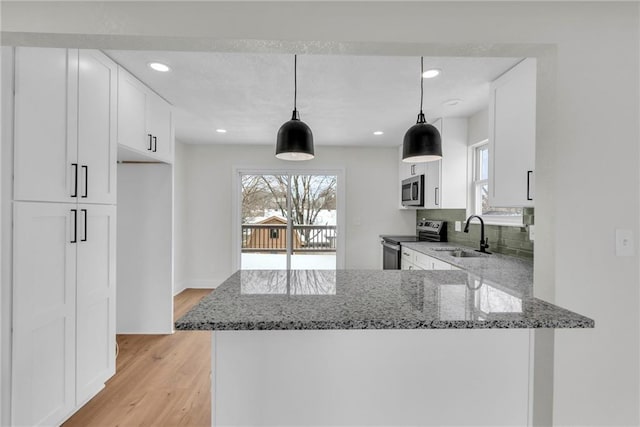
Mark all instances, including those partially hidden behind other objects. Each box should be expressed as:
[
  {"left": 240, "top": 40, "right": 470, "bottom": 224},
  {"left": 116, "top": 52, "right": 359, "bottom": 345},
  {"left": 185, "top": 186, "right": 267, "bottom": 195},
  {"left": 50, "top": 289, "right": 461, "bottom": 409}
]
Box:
[{"left": 241, "top": 224, "right": 337, "bottom": 253}]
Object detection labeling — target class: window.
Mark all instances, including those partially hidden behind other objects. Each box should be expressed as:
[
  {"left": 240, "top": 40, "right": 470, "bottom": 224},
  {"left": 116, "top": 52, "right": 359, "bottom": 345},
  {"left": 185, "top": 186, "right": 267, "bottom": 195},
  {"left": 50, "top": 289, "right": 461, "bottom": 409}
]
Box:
[
  {"left": 470, "top": 141, "right": 523, "bottom": 225},
  {"left": 269, "top": 228, "right": 279, "bottom": 239}
]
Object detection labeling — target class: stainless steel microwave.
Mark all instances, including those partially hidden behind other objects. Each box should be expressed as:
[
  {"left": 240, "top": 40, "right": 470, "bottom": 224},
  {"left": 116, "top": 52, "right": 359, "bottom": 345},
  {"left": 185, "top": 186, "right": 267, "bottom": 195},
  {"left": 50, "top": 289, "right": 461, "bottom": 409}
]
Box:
[{"left": 401, "top": 175, "right": 424, "bottom": 207}]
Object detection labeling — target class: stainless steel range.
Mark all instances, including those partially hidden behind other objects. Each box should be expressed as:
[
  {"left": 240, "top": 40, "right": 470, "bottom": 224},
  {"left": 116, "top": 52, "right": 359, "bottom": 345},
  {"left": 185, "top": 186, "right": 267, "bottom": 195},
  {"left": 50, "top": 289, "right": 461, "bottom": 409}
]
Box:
[{"left": 380, "top": 220, "right": 447, "bottom": 270}]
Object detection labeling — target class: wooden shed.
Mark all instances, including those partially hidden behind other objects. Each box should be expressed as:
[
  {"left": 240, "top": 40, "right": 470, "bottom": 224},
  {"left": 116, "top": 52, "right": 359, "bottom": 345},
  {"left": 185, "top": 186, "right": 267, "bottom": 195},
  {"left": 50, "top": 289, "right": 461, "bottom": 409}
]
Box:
[{"left": 245, "top": 216, "right": 302, "bottom": 250}]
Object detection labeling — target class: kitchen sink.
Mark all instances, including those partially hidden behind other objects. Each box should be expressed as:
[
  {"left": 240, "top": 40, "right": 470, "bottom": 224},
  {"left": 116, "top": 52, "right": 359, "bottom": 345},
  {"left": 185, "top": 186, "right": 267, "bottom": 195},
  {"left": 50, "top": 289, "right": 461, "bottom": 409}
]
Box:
[{"left": 432, "top": 248, "right": 484, "bottom": 258}]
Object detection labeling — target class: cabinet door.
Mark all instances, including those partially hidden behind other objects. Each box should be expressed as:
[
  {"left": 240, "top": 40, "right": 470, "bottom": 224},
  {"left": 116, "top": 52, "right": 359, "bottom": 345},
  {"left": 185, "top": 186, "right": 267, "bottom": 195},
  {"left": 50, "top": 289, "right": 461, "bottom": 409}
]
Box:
[
  {"left": 425, "top": 160, "right": 441, "bottom": 209},
  {"left": 12, "top": 202, "right": 76, "bottom": 426},
  {"left": 77, "top": 50, "right": 117, "bottom": 204},
  {"left": 117, "top": 67, "right": 148, "bottom": 153},
  {"left": 76, "top": 204, "right": 116, "bottom": 404},
  {"left": 14, "top": 47, "right": 79, "bottom": 203},
  {"left": 147, "top": 92, "right": 174, "bottom": 162},
  {"left": 489, "top": 58, "right": 536, "bottom": 207}
]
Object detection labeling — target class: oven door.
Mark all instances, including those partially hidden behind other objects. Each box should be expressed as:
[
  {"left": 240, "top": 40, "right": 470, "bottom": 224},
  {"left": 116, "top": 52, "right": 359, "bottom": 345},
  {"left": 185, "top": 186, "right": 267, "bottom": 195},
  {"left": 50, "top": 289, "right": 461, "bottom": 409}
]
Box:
[{"left": 381, "top": 240, "right": 401, "bottom": 270}]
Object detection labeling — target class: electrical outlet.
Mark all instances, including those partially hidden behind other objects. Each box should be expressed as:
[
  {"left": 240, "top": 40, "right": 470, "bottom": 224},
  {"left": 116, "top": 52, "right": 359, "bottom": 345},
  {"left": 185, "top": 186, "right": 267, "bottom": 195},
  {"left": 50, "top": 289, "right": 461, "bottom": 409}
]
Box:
[
  {"left": 615, "top": 229, "right": 634, "bottom": 257},
  {"left": 529, "top": 225, "right": 535, "bottom": 241},
  {"left": 454, "top": 221, "right": 461, "bottom": 232}
]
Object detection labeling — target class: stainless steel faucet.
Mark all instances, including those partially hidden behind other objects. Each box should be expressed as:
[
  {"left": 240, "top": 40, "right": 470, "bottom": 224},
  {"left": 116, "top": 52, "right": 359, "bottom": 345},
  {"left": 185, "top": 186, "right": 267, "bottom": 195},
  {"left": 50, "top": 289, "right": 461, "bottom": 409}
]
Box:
[{"left": 464, "top": 215, "right": 491, "bottom": 254}]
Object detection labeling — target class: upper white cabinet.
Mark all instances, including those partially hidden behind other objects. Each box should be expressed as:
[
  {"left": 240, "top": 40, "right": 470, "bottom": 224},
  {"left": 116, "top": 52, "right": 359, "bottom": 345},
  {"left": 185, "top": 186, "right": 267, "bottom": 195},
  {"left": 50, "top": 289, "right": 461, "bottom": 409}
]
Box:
[
  {"left": 14, "top": 48, "right": 78, "bottom": 203},
  {"left": 489, "top": 58, "right": 536, "bottom": 207},
  {"left": 14, "top": 48, "right": 117, "bottom": 205},
  {"left": 117, "top": 67, "right": 174, "bottom": 163},
  {"left": 400, "top": 117, "right": 467, "bottom": 209}
]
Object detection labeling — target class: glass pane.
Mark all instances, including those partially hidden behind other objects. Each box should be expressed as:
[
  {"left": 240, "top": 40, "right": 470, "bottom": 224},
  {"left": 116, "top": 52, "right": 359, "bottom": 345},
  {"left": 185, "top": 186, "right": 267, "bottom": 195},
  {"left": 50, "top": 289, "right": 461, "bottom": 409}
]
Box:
[
  {"left": 240, "top": 174, "right": 289, "bottom": 270},
  {"left": 481, "top": 181, "right": 523, "bottom": 217},
  {"left": 478, "top": 146, "right": 489, "bottom": 180},
  {"left": 290, "top": 175, "right": 337, "bottom": 270}
]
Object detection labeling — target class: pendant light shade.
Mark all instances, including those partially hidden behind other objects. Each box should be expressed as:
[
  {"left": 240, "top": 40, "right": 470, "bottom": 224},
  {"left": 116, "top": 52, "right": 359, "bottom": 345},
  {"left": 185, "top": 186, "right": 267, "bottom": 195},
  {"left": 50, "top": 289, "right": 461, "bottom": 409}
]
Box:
[
  {"left": 276, "top": 55, "right": 314, "bottom": 161},
  {"left": 402, "top": 57, "right": 442, "bottom": 163}
]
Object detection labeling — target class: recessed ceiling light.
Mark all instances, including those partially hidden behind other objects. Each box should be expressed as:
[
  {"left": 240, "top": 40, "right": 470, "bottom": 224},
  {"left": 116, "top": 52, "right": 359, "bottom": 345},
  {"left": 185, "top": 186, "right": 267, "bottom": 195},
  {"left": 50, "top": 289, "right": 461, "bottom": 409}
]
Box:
[
  {"left": 216, "top": 129, "right": 227, "bottom": 133},
  {"left": 373, "top": 131, "right": 384, "bottom": 135},
  {"left": 422, "top": 68, "right": 441, "bottom": 79},
  {"left": 148, "top": 62, "right": 171, "bottom": 72},
  {"left": 442, "top": 98, "right": 462, "bottom": 106}
]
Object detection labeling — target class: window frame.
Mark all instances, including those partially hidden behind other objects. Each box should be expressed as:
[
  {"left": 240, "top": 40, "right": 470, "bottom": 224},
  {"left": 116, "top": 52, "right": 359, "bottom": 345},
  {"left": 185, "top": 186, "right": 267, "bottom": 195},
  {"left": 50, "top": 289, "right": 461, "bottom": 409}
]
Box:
[{"left": 468, "top": 140, "right": 524, "bottom": 227}]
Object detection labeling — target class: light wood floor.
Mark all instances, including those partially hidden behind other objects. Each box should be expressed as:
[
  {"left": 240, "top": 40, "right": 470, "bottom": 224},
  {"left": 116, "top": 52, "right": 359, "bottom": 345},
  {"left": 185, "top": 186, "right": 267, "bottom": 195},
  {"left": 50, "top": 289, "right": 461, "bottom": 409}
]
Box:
[{"left": 64, "top": 289, "right": 213, "bottom": 427}]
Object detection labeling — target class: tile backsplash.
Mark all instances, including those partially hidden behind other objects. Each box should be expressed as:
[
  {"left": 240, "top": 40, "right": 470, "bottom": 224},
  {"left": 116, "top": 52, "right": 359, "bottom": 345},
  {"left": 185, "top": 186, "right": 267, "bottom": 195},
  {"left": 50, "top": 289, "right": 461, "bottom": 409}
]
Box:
[{"left": 417, "top": 208, "right": 534, "bottom": 259}]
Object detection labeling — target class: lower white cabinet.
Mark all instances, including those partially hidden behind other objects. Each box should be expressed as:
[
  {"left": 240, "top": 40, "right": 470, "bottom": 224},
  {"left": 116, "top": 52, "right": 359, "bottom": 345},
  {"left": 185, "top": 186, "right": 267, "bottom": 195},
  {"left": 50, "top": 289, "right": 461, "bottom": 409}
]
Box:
[
  {"left": 401, "top": 247, "right": 454, "bottom": 270},
  {"left": 12, "top": 202, "right": 116, "bottom": 426},
  {"left": 75, "top": 204, "right": 116, "bottom": 404}
]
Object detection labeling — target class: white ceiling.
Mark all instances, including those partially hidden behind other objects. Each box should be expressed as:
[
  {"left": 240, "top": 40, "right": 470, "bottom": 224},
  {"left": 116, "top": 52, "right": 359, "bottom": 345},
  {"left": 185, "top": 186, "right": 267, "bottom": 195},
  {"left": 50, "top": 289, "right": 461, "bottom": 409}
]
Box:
[{"left": 105, "top": 50, "right": 521, "bottom": 147}]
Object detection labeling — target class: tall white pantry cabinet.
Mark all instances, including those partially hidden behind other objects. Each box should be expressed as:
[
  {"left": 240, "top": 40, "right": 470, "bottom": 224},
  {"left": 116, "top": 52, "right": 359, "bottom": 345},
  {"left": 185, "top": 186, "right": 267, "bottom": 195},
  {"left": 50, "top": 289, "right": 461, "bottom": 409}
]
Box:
[{"left": 11, "top": 48, "right": 117, "bottom": 426}]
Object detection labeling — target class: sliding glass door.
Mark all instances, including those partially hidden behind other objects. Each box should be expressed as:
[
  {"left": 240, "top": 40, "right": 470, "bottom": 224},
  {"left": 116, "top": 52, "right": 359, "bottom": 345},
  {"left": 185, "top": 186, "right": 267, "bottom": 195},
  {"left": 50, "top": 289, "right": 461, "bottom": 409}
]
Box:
[{"left": 240, "top": 173, "right": 337, "bottom": 270}]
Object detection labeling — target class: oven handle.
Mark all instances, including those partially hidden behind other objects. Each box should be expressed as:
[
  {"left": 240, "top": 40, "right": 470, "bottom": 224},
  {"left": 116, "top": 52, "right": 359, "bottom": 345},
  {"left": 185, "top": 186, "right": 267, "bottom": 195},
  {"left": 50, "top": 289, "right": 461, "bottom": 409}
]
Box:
[{"left": 381, "top": 241, "right": 401, "bottom": 251}]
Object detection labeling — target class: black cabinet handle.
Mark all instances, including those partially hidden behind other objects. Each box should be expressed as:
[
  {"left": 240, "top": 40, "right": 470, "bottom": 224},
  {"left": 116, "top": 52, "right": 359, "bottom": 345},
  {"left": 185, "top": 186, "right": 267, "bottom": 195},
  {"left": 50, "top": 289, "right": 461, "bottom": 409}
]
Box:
[
  {"left": 435, "top": 187, "right": 439, "bottom": 206},
  {"left": 70, "top": 209, "right": 77, "bottom": 243},
  {"left": 148, "top": 134, "right": 153, "bottom": 151},
  {"left": 81, "top": 165, "right": 88, "bottom": 198},
  {"left": 81, "top": 209, "right": 87, "bottom": 242},
  {"left": 153, "top": 136, "right": 157, "bottom": 153},
  {"left": 527, "top": 170, "right": 533, "bottom": 201},
  {"left": 71, "top": 163, "right": 78, "bottom": 198}
]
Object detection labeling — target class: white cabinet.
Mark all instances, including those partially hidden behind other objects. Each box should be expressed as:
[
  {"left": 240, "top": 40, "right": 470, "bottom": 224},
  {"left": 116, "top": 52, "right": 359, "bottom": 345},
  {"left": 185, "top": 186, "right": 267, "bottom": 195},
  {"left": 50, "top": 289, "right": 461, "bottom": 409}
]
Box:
[
  {"left": 401, "top": 247, "right": 453, "bottom": 270},
  {"left": 423, "top": 118, "right": 468, "bottom": 209},
  {"left": 14, "top": 48, "right": 78, "bottom": 203},
  {"left": 14, "top": 48, "right": 117, "bottom": 205},
  {"left": 117, "top": 67, "right": 174, "bottom": 163},
  {"left": 12, "top": 203, "right": 77, "bottom": 427},
  {"left": 147, "top": 92, "right": 174, "bottom": 160},
  {"left": 117, "top": 69, "right": 148, "bottom": 153},
  {"left": 489, "top": 58, "right": 536, "bottom": 207},
  {"left": 78, "top": 50, "right": 118, "bottom": 205},
  {"left": 75, "top": 204, "right": 116, "bottom": 405},
  {"left": 10, "top": 47, "right": 117, "bottom": 427},
  {"left": 12, "top": 202, "right": 116, "bottom": 425},
  {"left": 398, "top": 117, "right": 467, "bottom": 209}
]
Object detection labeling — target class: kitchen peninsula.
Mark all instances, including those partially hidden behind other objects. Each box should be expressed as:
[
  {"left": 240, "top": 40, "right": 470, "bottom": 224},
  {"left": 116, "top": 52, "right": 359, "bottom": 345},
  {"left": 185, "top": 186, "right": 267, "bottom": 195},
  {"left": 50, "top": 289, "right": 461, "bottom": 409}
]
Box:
[{"left": 176, "top": 251, "right": 593, "bottom": 426}]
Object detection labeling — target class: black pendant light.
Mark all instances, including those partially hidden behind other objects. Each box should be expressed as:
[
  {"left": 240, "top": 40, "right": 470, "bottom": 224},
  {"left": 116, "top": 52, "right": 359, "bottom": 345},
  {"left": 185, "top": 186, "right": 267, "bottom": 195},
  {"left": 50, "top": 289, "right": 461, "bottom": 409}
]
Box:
[
  {"left": 402, "top": 57, "right": 442, "bottom": 163},
  {"left": 276, "top": 55, "right": 314, "bottom": 161}
]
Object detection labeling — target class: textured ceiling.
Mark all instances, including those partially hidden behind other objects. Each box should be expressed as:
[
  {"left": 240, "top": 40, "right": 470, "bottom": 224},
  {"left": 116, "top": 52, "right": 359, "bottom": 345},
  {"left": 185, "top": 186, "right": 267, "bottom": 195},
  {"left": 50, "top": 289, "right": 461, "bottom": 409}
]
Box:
[{"left": 105, "top": 50, "right": 521, "bottom": 147}]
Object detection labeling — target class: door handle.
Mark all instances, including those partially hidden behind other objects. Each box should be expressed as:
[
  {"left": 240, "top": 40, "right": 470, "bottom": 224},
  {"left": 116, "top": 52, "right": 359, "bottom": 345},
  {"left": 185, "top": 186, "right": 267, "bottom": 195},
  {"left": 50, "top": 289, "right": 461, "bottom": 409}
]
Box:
[
  {"left": 153, "top": 136, "right": 157, "bottom": 152},
  {"left": 527, "top": 170, "right": 533, "bottom": 201},
  {"left": 81, "top": 209, "right": 87, "bottom": 242},
  {"left": 70, "top": 209, "right": 77, "bottom": 243},
  {"left": 435, "top": 187, "right": 439, "bottom": 206},
  {"left": 71, "top": 163, "right": 78, "bottom": 198},
  {"left": 81, "top": 165, "right": 88, "bottom": 198},
  {"left": 148, "top": 134, "right": 153, "bottom": 151},
  {"left": 411, "top": 165, "right": 415, "bottom": 175}
]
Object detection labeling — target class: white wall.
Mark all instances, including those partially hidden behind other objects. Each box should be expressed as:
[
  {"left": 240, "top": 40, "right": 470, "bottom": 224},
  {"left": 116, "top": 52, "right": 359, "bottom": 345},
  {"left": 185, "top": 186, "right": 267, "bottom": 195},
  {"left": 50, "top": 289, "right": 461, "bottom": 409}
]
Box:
[
  {"left": 179, "top": 143, "right": 415, "bottom": 287},
  {"left": 116, "top": 163, "right": 174, "bottom": 334},
  {"left": 467, "top": 108, "right": 488, "bottom": 146},
  {"left": 174, "top": 142, "right": 188, "bottom": 295},
  {"left": 1, "top": 2, "right": 639, "bottom": 425}
]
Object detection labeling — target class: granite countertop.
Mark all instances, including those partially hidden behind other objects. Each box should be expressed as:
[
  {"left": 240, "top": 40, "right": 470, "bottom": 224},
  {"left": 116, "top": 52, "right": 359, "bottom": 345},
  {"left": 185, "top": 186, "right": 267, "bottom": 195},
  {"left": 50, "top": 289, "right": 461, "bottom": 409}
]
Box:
[
  {"left": 175, "top": 254, "right": 594, "bottom": 331},
  {"left": 400, "top": 241, "right": 534, "bottom": 296}
]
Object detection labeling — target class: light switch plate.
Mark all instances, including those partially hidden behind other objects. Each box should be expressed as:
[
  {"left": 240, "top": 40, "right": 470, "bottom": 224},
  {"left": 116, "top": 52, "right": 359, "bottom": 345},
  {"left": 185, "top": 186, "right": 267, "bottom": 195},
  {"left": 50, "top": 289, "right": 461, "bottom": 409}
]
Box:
[
  {"left": 455, "top": 221, "right": 461, "bottom": 232},
  {"left": 615, "top": 229, "right": 635, "bottom": 257}
]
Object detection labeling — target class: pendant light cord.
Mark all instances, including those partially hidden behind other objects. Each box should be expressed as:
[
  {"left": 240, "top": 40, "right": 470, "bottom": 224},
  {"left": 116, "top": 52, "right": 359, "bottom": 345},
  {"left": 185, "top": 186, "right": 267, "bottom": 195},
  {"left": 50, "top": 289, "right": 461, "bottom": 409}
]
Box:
[
  {"left": 416, "top": 56, "right": 426, "bottom": 124},
  {"left": 294, "top": 54, "right": 297, "bottom": 112},
  {"left": 420, "top": 56, "right": 424, "bottom": 114}
]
